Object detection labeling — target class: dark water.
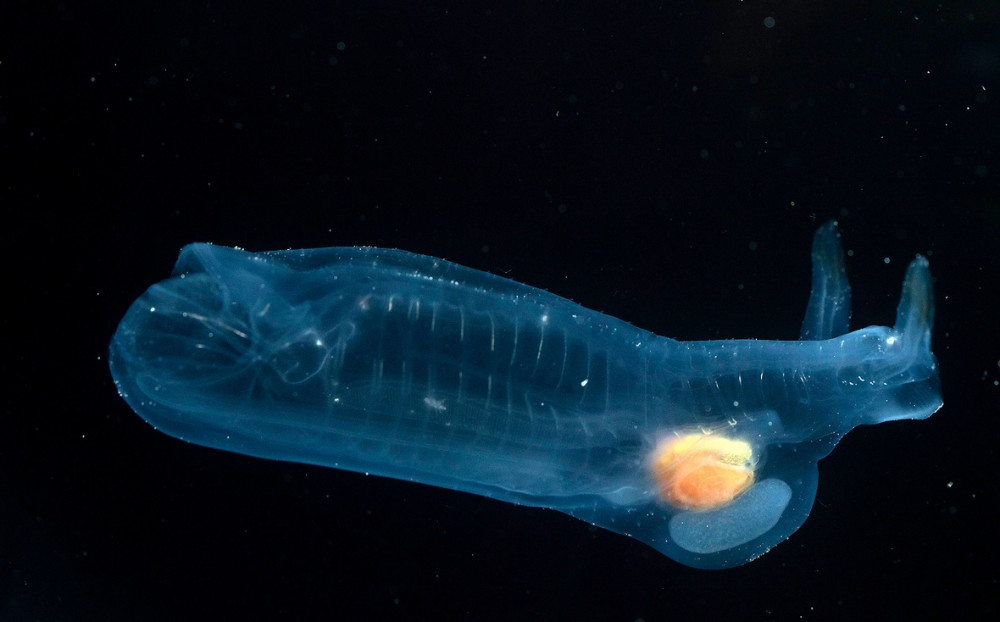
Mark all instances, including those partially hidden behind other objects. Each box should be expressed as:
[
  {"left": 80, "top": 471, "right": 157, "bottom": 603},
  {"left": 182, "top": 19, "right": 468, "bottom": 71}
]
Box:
[{"left": 3, "top": 2, "right": 996, "bottom": 620}]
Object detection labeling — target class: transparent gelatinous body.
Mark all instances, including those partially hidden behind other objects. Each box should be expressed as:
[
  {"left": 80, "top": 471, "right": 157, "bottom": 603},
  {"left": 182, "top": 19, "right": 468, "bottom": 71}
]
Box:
[{"left": 109, "top": 222, "right": 942, "bottom": 568}]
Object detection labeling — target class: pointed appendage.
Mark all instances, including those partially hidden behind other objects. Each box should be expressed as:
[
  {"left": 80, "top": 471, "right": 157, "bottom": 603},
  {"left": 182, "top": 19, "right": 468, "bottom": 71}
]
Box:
[
  {"left": 800, "top": 221, "right": 852, "bottom": 340},
  {"left": 894, "top": 254, "right": 934, "bottom": 353}
]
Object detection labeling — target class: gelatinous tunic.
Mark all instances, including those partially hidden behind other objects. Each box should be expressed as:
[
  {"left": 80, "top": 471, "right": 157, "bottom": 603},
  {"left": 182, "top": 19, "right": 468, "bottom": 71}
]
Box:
[{"left": 108, "top": 223, "right": 942, "bottom": 569}]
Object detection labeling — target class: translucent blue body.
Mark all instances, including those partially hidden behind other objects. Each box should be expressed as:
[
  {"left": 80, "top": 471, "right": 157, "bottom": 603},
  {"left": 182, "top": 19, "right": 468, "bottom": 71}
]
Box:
[{"left": 108, "top": 223, "right": 942, "bottom": 569}]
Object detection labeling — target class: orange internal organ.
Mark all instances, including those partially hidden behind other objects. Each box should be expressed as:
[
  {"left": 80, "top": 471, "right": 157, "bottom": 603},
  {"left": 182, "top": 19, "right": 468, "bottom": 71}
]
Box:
[{"left": 650, "top": 434, "right": 755, "bottom": 510}]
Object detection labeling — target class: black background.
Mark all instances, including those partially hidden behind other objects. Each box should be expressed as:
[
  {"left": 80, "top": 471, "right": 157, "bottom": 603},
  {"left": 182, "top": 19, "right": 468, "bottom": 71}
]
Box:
[{"left": 3, "top": 1, "right": 998, "bottom": 620}]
